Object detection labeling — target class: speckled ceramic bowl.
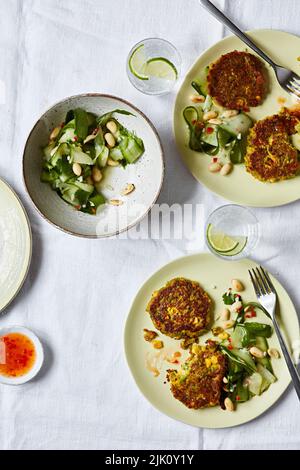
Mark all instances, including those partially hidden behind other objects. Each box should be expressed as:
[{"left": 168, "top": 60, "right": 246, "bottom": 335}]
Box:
[{"left": 23, "top": 94, "right": 164, "bottom": 238}]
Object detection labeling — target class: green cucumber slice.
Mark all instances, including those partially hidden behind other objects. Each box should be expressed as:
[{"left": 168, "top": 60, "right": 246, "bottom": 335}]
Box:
[
  {"left": 59, "top": 128, "right": 76, "bottom": 144},
  {"left": 203, "top": 94, "right": 213, "bottom": 113},
  {"left": 220, "top": 346, "right": 256, "bottom": 373},
  {"left": 248, "top": 372, "right": 263, "bottom": 395},
  {"left": 70, "top": 146, "right": 93, "bottom": 165},
  {"left": 98, "top": 147, "right": 109, "bottom": 168},
  {"left": 244, "top": 322, "right": 272, "bottom": 338},
  {"left": 219, "top": 113, "right": 253, "bottom": 137},
  {"left": 255, "top": 336, "right": 268, "bottom": 352},
  {"left": 109, "top": 146, "right": 124, "bottom": 161},
  {"left": 191, "top": 66, "right": 209, "bottom": 96},
  {"left": 201, "top": 125, "right": 218, "bottom": 147},
  {"left": 257, "top": 364, "right": 276, "bottom": 392}
]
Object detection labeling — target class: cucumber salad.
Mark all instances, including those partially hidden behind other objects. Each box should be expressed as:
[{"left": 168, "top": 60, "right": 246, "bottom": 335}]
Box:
[
  {"left": 183, "top": 67, "right": 253, "bottom": 176},
  {"left": 215, "top": 283, "right": 280, "bottom": 408},
  {"left": 41, "top": 109, "right": 145, "bottom": 214}
]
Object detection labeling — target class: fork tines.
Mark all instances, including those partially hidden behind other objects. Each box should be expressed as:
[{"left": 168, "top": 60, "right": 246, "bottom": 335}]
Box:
[
  {"left": 287, "top": 74, "right": 300, "bottom": 97},
  {"left": 287, "top": 83, "right": 300, "bottom": 97},
  {"left": 248, "top": 266, "right": 276, "bottom": 297}
]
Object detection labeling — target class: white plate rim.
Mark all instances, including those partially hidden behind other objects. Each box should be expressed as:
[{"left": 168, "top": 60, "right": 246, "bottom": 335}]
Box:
[{"left": 0, "top": 178, "right": 32, "bottom": 314}]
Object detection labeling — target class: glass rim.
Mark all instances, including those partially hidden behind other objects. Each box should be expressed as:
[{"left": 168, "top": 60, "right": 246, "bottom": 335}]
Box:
[
  {"left": 204, "top": 204, "right": 260, "bottom": 261},
  {"left": 126, "top": 37, "right": 182, "bottom": 96}
]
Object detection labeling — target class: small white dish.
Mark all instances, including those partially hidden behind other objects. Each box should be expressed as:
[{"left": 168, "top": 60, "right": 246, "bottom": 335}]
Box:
[{"left": 0, "top": 326, "right": 44, "bottom": 385}]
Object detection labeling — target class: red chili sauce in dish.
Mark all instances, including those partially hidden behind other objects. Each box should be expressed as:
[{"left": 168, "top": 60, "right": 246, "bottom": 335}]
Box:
[{"left": 0, "top": 333, "right": 36, "bottom": 378}]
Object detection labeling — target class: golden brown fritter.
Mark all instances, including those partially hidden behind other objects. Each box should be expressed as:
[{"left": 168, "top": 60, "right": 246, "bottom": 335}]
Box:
[
  {"left": 245, "top": 108, "right": 300, "bottom": 182},
  {"left": 167, "top": 341, "right": 227, "bottom": 409},
  {"left": 146, "top": 278, "right": 211, "bottom": 340},
  {"left": 207, "top": 51, "right": 267, "bottom": 112}
]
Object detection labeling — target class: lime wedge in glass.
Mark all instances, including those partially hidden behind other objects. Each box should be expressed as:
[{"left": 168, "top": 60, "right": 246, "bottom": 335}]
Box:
[
  {"left": 220, "top": 237, "right": 248, "bottom": 257},
  {"left": 144, "top": 57, "right": 178, "bottom": 81},
  {"left": 206, "top": 224, "right": 247, "bottom": 256},
  {"left": 129, "top": 45, "right": 178, "bottom": 82},
  {"left": 128, "top": 44, "right": 149, "bottom": 80}
]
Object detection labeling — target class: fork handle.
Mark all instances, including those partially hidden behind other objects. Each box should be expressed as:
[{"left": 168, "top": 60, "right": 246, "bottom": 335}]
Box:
[
  {"left": 273, "top": 318, "right": 300, "bottom": 401},
  {"left": 199, "top": 0, "right": 276, "bottom": 68}
]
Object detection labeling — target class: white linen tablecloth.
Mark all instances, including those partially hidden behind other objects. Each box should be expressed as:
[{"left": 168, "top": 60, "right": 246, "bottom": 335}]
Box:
[{"left": 0, "top": 0, "right": 300, "bottom": 450}]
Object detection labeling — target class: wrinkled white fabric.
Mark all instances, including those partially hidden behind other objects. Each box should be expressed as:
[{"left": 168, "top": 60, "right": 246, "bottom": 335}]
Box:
[{"left": 0, "top": 0, "right": 299, "bottom": 450}]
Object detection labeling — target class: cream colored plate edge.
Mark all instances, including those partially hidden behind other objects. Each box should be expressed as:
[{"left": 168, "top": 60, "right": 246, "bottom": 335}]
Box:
[
  {"left": 174, "top": 30, "right": 300, "bottom": 207},
  {"left": 0, "top": 178, "right": 32, "bottom": 313},
  {"left": 124, "top": 253, "right": 299, "bottom": 428}
]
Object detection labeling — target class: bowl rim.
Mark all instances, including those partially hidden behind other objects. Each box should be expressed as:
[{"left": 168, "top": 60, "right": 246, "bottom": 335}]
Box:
[{"left": 22, "top": 92, "right": 165, "bottom": 239}]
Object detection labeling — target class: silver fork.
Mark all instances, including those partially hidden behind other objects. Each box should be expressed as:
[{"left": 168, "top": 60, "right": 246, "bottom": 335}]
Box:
[
  {"left": 249, "top": 266, "right": 300, "bottom": 400},
  {"left": 199, "top": 0, "right": 300, "bottom": 99}
]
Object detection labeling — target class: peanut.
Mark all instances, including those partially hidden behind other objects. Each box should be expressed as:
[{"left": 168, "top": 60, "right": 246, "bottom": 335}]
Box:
[
  {"left": 268, "top": 348, "right": 280, "bottom": 359},
  {"left": 208, "top": 162, "right": 222, "bottom": 173},
  {"left": 72, "top": 163, "right": 82, "bottom": 177},
  {"left": 222, "top": 110, "right": 239, "bottom": 119},
  {"left": 190, "top": 94, "right": 205, "bottom": 103},
  {"left": 104, "top": 132, "right": 116, "bottom": 148},
  {"left": 220, "top": 163, "right": 233, "bottom": 176},
  {"left": 109, "top": 199, "right": 124, "bottom": 206},
  {"left": 121, "top": 183, "right": 135, "bottom": 196},
  {"left": 106, "top": 121, "right": 118, "bottom": 134},
  {"left": 249, "top": 346, "right": 265, "bottom": 358},
  {"left": 208, "top": 118, "right": 222, "bottom": 125},
  {"left": 221, "top": 308, "right": 230, "bottom": 321},
  {"left": 232, "top": 279, "right": 245, "bottom": 292},
  {"left": 107, "top": 158, "right": 120, "bottom": 167},
  {"left": 92, "top": 167, "right": 103, "bottom": 183},
  {"left": 50, "top": 126, "right": 61, "bottom": 141},
  {"left": 84, "top": 134, "right": 97, "bottom": 144},
  {"left": 203, "top": 111, "right": 218, "bottom": 121},
  {"left": 224, "top": 397, "right": 235, "bottom": 411}
]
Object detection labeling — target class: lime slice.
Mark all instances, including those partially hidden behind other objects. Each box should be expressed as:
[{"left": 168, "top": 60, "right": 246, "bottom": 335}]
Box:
[
  {"left": 206, "top": 224, "right": 247, "bottom": 255},
  {"left": 219, "top": 237, "right": 248, "bottom": 257},
  {"left": 129, "top": 44, "right": 149, "bottom": 81},
  {"left": 144, "top": 57, "right": 178, "bottom": 81}
]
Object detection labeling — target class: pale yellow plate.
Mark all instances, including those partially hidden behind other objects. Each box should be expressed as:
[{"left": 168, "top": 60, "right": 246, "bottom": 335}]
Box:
[
  {"left": 0, "top": 178, "right": 32, "bottom": 313},
  {"left": 124, "top": 253, "right": 300, "bottom": 428},
  {"left": 174, "top": 30, "right": 300, "bottom": 207}
]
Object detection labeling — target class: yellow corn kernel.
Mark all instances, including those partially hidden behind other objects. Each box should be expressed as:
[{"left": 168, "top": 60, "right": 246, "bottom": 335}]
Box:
[
  {"left": 211, "top": 356, "right": 218, "bottom": 365},
  {"left": 218, "top": 332, "right": 229, "bottom": 340},
  {"left": 205, "top": 358, "right": 212, "bottom": 368},
  {"left": 152, "top": 340, "right": 164, "bottom": 350},
  {"left": 167, "top": 307, "right": 178, "bottom": 316}
]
